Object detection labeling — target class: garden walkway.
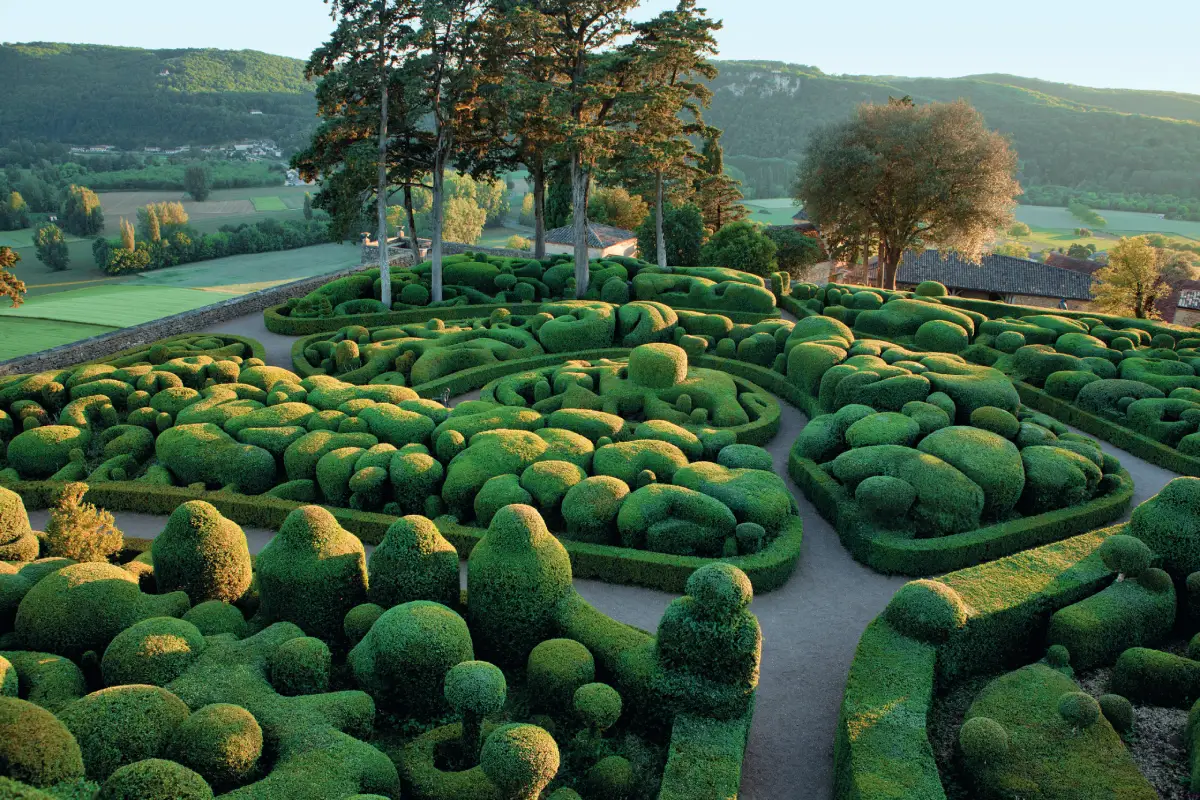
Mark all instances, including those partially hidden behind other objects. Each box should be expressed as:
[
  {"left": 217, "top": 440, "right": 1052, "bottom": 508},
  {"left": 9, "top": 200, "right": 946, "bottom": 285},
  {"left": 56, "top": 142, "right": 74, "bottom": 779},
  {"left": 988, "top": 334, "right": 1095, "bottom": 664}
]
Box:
[{"left": 25, "top": 308, "right": 1181, "bottom": 799}]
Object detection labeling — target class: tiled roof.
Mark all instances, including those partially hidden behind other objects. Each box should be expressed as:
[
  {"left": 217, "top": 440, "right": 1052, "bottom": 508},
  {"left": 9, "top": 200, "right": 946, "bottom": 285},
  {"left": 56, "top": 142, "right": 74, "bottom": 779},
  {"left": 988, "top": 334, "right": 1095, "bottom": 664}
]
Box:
[
  {"left": 1180, "top": 289, "right": 1200, "bottom": 310},
  {"left": 1044, "top": 252, "right": 1102, "bottom": 275},
  {"left": 897, "top": 250, "right": 1097, "bottom": 301},
  {"left": 544, "top": 223, "right": 636, "bottom": 248}
]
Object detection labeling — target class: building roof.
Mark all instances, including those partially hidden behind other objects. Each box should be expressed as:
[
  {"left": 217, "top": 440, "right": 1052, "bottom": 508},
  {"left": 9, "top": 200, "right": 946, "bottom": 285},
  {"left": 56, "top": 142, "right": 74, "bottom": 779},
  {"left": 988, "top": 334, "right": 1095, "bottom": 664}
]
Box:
[
  {"left": 544, "top": 223, "right": 636, "bottom": 248},
  {"left": 1044, "top": 251, "right": 1102, "bottom": 275},
  {"left": 898, "top": 250, "right": 1096, "bottom": 301}
]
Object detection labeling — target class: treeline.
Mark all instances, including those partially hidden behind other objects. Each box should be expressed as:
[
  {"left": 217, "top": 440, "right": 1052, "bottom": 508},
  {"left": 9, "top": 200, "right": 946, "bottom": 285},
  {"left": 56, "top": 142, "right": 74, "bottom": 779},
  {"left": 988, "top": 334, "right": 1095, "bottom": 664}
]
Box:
[
  {"left": 83, "top": 162, "right": 285, "bottom": 192},
  {"left": 1021, "top": 185, "right": 1200, "bottom": 221}
]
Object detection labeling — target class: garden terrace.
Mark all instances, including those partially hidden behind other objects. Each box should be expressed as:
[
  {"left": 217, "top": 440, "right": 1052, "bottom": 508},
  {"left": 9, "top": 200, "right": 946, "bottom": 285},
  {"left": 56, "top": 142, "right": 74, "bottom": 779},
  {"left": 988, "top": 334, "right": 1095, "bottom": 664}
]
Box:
[
  {"left": 837, "top": 476, "right": 1200, "bottom": 800},
  {"left": 0, "top": 486, "right": 760, "bottom": 799},
  {"left": 264, "top": 258, "right": 780, "bottom": 335}
]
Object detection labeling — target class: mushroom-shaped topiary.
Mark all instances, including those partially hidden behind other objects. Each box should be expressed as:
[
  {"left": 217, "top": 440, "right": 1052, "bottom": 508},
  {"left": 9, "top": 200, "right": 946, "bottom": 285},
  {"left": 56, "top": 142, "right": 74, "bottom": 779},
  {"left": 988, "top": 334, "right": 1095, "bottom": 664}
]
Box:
[
  {"left": 0, "top": 696, "right": 85, "bottom": 787},
  {"left": 182, "top": 601, "right": 248, "bottom": 638},
  {"left": 101, "top": 616, "right": 207, "bottom": 687},
  {"left": 585, "top": 755, "right": 634, "bottom": 800},
  {"left": 344, "top": 603, "right": 385, "bottom": 646},
  {"left": 479, "top": 723, "right": 559, "bottom": 800},
  {"left": 151, "top": 501, "right": 252, "bottom": 605},
  {"left": 574, "top": 682, "right": 623, "bottom": 737},
  {"left": 1098, "top": 693, "right": 1134, "bottom": 735},
  {"left": 444, "top": 660, "right": 507, "bottom": 764},
  {"left": 254, "top": 505, "right": 368, "bottom": 642},
  {"left": 526, "top": 638, "right": 595, "bottom": 713},
  {"left": 882, "top": 579, "right": 969, "bottom": 644},
  {"left": 349, "top": 600, "right": 474, "bottom": 716},
  {"left": 368, "top": 515, "right": 459, "bottom": 609},
  {"left": 1057, "top": 691, "right": 1100, "bottom": 732},
  {"left": 1097, "top": 534, "right": 1153, "bottom": 580},
  {"left": 59, "top": 684, "right": 191, "bottom": 781},
  {"left": 958, "top": 716, "right": 1008, "bottom": 765},
  {"left": 0, "top": 485, "right": 39, "bottom": 563},
  {"left": 96, "top": 758, "right": 213, "bottom": 800},
  {"left": 269, "top": 636, "right": 331, "bottom": 696},
  {"left": 168, "top": 703, "right": 263, "bottom": 789}
]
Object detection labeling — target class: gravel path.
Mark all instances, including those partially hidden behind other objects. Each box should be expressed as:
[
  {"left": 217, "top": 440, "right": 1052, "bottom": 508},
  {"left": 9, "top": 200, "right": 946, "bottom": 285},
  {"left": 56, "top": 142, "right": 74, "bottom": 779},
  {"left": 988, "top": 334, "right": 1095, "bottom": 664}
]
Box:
[{"left": 23, "top": 308, "right": 1177, "bottom": 799}]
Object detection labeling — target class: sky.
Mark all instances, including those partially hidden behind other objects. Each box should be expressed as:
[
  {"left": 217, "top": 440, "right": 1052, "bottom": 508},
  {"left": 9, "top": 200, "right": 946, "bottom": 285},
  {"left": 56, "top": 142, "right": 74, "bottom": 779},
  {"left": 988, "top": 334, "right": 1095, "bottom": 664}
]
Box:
[{"left": 3, "top": 0, "right": 1199, "bottom": 95}]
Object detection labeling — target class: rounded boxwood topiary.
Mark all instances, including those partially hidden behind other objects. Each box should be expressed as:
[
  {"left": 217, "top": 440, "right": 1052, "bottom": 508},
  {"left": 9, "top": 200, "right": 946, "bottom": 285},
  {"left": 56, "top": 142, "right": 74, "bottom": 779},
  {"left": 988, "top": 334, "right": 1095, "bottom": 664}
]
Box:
[
  {"left": 627, "top": 343, "right": 688, "bottom": 389},
  {"left": 958, "top": 716, "right": 1008, "bottom": 764},
  {"left": 1098, "top": 693, "right": 1133, "bottom": 734},
  {"left": 0, "top": 696, "right": 85, "bottom": 787},
  {"left": 0, "top": 655, "right": 14, "bottom": 697},
  {"left": 574, "top": 683, "right": 622, "bottom": 733},
  {"left": 915, "top": 319, "right": 969, "bottom": 354},
  {"left": 855, "top": 475, "right": 917, "bottom": 522},
  {"left": 59, "top": 684, "right": 191, "bottom": 781},
  {"left": 526, "top": 639, "right": 595, "bottom": 713},
  {"left": 102, "top": 617, "right": 207, "bottom": 687},
  {"left": 1046, "top": 644, "right": 1071, "bottom": 669},
  {"left": 97, "top": 758, "right": 213, "bottom": 800},
  {"left": 969, "top": 406, "right": 1020, "bottom": 440},
  {"left": 151, "top": 501, "right": 252, "bottom": 605},
  {"left": 585, "top": 755, "right": 634, "bottom": 800},
  {"left": 0, "top": 486, "right": 39, "bottom": 563},
  {"left": 1130, "top": 477, "right": 1200, "bottom": 578},
  {"left": 168, "top": 703, "right": 262, "bottom": 789},
  {"left": 882, "top": 579, "right": 968, "bottom": 644},
  {"left": 182, "top": 601, "right": 248, "bottom": 639},
  {"left": 444, "top": 660, "right": 507, "bottom": 762},
  {"left": 685, "top": 563, "right": 753, "bottom": 619},
  {"left": 1058, "top": 691, "right": 1100, "bottom": 730},
  {"left": 270, "top": 636, "right": 331, "bottom": 696},
  {"left": 367, "top": 515, "right": 459, "bottom": 610},
  {"left": 475, "top": 474, "right": 533, "bottom": 527},
  {"left": 995, "top": 330, "right": 1026, "bottom": 353},
  {"left": 344, "top": 602, "right": 385, "bottom": 646},
  {"left": 845, "top": 412, "right": 920, "bottom": 448},
  {"left": 914, "top": 281, "right": 947, "bottom": 297},
  {"left": 480, "top": 723, "right": 559, "bottom": 800},
  {"left": 1138, "top": 567, "right": 1173, "bottom": 593},
  {"left": 1097, "top": 534, "right": 1153, "bottom": 578}
]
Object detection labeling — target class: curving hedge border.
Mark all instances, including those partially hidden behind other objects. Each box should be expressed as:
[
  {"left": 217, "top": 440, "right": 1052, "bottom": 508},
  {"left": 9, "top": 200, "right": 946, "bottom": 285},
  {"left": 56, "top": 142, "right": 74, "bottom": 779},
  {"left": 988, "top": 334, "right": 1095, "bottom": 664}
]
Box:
[
  {"left": 6, "top": 332, "right": 267, "bottom": 377},
  {"left": 265, "top": 299, "right": 778, "bottom": 336},
  {"left": 836, "top": 526, "right": 1120, "bottom": 800},
  {"left": 788, "top": 448, "right": 1133, "bottom": 575}
]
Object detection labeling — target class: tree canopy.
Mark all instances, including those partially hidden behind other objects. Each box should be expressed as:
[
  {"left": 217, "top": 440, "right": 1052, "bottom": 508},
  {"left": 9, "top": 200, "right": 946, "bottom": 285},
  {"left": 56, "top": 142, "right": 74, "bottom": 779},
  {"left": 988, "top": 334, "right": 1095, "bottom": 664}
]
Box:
[{"left": 1093, "top": 236, "right": 1197, "bottom": 319}]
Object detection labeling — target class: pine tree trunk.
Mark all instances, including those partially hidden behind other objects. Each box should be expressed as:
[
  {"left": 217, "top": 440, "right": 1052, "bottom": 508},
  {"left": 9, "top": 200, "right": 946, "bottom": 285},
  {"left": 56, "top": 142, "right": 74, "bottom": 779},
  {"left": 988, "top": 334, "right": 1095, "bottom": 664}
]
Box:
[
  {"left": 431, "top": 167, "right": 445, "bottom": 303},
  {"left": 532, "top": 163, "right": 547, "bottom": 260},
  {"left": 882, "top": 245, "right": 901, "bottom": 290},
  {"left": 403, "top": 184, "right": 418, "bottom": 262},
  {"left": 376, "top": 18, "right": 391, "bottom": 308},
  {"left": 571, "top": 155, "right": 590, "bottom": 299},
  {"left": 655, "top": 172, "right": 667, "bottom": 269}
]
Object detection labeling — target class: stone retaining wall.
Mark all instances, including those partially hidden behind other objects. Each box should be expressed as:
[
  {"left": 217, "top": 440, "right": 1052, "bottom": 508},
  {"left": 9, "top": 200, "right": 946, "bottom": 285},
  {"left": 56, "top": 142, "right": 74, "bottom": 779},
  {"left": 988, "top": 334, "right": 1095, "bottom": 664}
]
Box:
[
  {"left": 0, "top": 267, "right": 367, "bottom": 376},
  {"left": 361, "top": 239, "right": 530, "bottom": 264}
]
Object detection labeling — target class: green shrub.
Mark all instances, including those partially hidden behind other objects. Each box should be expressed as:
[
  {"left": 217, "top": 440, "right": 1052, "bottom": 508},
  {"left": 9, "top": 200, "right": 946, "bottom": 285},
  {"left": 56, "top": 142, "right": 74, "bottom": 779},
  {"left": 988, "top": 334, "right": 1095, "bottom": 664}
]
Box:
[
  {"left": 1058, "top": 691, "right": 1100, "bottom": 729},
  {"left": 1046, "top": 644, "right": 1071, "bottom": 670},
  {"left": 183, "top": 601, "right": 248, "bottom": 639},
  {"left": 958, "top": 716, "right": 1008, "bottom": 765},
  {"left": 102, "top": 616, "right": 206, "bottom": 686},
  {"left": 444, "top": 660, "right": 507, "bottom": 764},
  {"left": 59, "top": 684, "right": 190, "bottom": 780},
  {"left": 367, "top": 515, "right": 459, "bottom": 609},
  {"left": 254, "top": 505, "right": 369, "bottom": 642},
  {"left": 1045, "top": 370, "right": 1101, "bottom": 402},
  {"left": 593, "top": 439, "right": 688, "bottom": 488},
  {"left": 156, "top": 423, "right": 277, "bottom": 494},
  {"left": 585, "top": 755, "right": 634, "bottom": 799},
  {"left": 479, "top": 723, "right": 560, "bottom": 800},
  {"left": 616, "top": 483, "right": 737, "bottom": 556},
  {"left": 574, "top": 682, "right": 623, "bottom": 732},
  {"left": 1099, "top": 694, "right": 1133, "bottom": 734},
  {"left": 1113, "top": 647, "right": 1200, "bottom": 707},
  {"left": 1130, "top": 477, "right": 1200, "bottom": 577},
  {"left": 560, "top": 476, "right": 630, "bottom": 544},
  {"left": 168, "top": 703, "right": 262, "bottom": 790},
  {"left": 844, "top": 412, "right": 920, "bottom": 448},
  {"left": 349, "top": 600, "right": 473, "bottom": 716},
  {"left": 7, "top": 425, "right": 91, "bottom": 479},
  {"left": 527, "top": 639, "right": 595, "bottom": 713},
  {"left": 1076, "top": 379, "right": 1164, "bottom": 418},
  {"left": 151, "top": 500, "right": 252, "bottom": 604},
  {"left": 628, "top": 343, "right": 688, "bottom": 389},
  {"left": 475, "top": 474, "right": 533, "bottom": 527},
  {"left": 343, "top": 603, "right": 385, "bottom": 646},
  {"left": 968, "top": 406, "right": 1020, "bottom": 439},
  {"left": 915, "top": 319, "right": 969, "bottom": 353},
  {"left": 0, "top": 486, "right": 40, "bottom": 562},
  {"left": 270, "top": 636, "right": 331, "bottom": 696},
  {"left": 882, "top": 579, "right": 968, "bottom": 644},
  {"left": 854, "top": 474, "right": 918, "bottom": 521},
  {"left": 97, "top": 758, "right": 213, "bottom": 800},
  {"left": 0, "top": 696, "right": 85, "bottom": 787},
  {"left": 917, "top": 426, "right": 1024, "bottom": 519},
  {"left": 995, "top": 330, "right": 1026, "bottom": 353},
  {"left": 914, "top": 281, "right": 946, "bottom": 297},
  {"left": 1096, "top": 534, "right": 1152, "bottom": 577},
  {"left": 1018, "top": 445, "right": 1102, "bottom": 515},
  {"left": 1047, "top": 575, "right": 1175, "bottom": 670}
]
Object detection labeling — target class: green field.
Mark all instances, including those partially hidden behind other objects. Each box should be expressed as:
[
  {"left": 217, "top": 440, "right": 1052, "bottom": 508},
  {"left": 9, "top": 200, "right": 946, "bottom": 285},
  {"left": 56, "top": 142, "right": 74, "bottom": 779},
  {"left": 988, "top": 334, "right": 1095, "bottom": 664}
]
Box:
[
  {"left": 2, "top": 284, "right": 240, "bottom": 327},
  {"left": 741, "top": 199, "right": 803, "bottom": 226},
  {"left": 0, "top": 318, "right": 120, "bottom": 361},
  {"left": 251, "top": 196, "right": 290, "bottom": 212},
  {"left": 1014, "top": 205, "right": 1200, "bottom": 240}
]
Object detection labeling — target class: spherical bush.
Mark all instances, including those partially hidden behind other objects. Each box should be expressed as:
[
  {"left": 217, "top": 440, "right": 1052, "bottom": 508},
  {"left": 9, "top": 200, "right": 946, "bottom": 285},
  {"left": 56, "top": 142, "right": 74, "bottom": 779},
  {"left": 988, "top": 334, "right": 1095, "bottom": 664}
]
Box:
[
  {"left": 855, "top": 475, "right": 917, "bottom": 521},
  {"left": 182, "top": 601, "right": 248, "bottom": 638},
  {"left": 344, "top": 603, "right": 385, "bottom": 646},
  {"left": 0, "top": 485, "right": 38, "bottom": 562},
  {"left": 97, "top": 758, "right": 213, "bottom": 800},
  {"left": 59, "top": 684, "right": 191, "bottom": 781},
  {"left": 684, "top": 563, "right": 754, "bottom": 619},
  {"left": 1046, "top": 644, "right": 1071, "bottom": 669},
  {"left": 526, "top": 639, "right": 595, "bottom": 712},
  {"left": 958, "top": 716, "right": 1008, "bottom": 764},
  {"left": 480, "top": 723, "right": 559, "bottom": 799},
  {"left": 585, "top": 755, "right": 634, "bottom": 800},
  {"left": 151, "top": 501, "right": 252, "bottom": 605},
  {"left": 270, "top": 636, "right": 331, "bottom": 696},
  {"left": 102, "top": 617, "right": 206, "bottom": 687},
  {"left": 574, "top": 683, "right": 622, "bottom": 732},
  {"left": 882, "top": 579, "right": 968, "bottom": 643},
  {"left": 1097, "top": 534, "right": 1153, "bottom": 577},
  {"left": 401, "top": 283, "right": 431, "bottom": 306},
  {"left": 627, "top": 343, "right": 688, "bottom": 389},
  {"left": 716, "top": 444, "right": 773, "bottom": 471},
  {"left": 0, "top": 655, "right": 15, "bottom": 698},
  {"left": 1057, "top": 691, "right": 1100, "bottom": 729},
  {"left": 914, "top": 281, "right": 947, "bottom": 298},
  {"left": 0, "top": 696, "right": 85, "bottom": 787},
  {"left": 915, "top": 320, "right": 969, "bottom": 354},
  {"left": 1098, "top": 693, "right": 1134, "bottom": 734},
  {"left": 995, "top": 331, "right": 1026, "bottom": 353},
  {"left": 444, "top": 660, "right": 507, "bottom": 717},
  {"left": 969, "top": 406, "right": 1020, "bottom": 439},
  {"left": 1138, "top": 567, "right": 1173, "bottom": 593},
  {"left": 168, "top": 704, "right": 262, "bottom": 789}
]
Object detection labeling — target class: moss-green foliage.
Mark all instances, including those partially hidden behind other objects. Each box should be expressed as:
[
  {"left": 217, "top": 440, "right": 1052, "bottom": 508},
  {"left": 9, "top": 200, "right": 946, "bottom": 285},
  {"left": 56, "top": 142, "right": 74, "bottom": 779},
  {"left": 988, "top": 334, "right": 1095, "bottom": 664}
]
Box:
[
  {"left": 101, "top": 616, "right": 206, "bottom": 687},
  {"left": 917, "top": 426, "right": 1024, "bottom": 519},
  {"left": 349, "top": 600, "right": 472, "bottom": 716},
  {"left": 537, "top": 302, "right": 617, "bottom": 353},
  {"left": 59, "top": 684, "right": 190, "bottom": 781},
  {"left": 367, "top": 515, "right": 459, "bottom": 609},
  {"left": 616, "top": 484, "right": 737, "bottom": 556},
  {"left": 0, "top": 486, "right": 38, "bottom": 562},
  {"left": 526, "top": 639, "right": 595, "bottom": 713},
  {"left": 593, "top": 440, "right": 687, "bottom": 486},
  {"left": 969, "top": 406, "right": 1019, "bottom": 439},
  {"left": 574, "top": 682, "right": 623, "bottom": 731},
  {"left": 0, "top": 696, "right": 85, "bottom": 787},
  {"left": 1075, "top": 378, "right": 1164, "bottom": 418},
  {"left": 0, "top": 650, "right": 85, "bottom": 713},
  {"left": 475, "top": 474, "right": 533, "bottom": 527},
  {"left": 156, "top": 423, "right": 277, "bottom": 494},
  {"left": 915, "top": 319, "right": 969, "bottom": 353},
  {"left": 1112, "top": 647, "right": 1200, "bottom": 707},
  {"left": 1129, "top": 477, "right": 1200, "bottom": 577},
  {"left": 0, "top": 776, "right": 57, "bottom": 798},
  {"left": 628, "top": 343, "right": 688, "bottom": 390},
  {"left": 282, "top": 431, "right": 379, "bottom": 482},
  {"left": 14, "top": 562, "right": 188, "bottom": 660},
  {"left": 560, "top": 476, "right": 630, "bottom": 544},
  {"left": 881, "top": 579, "right": 968, "bottom": 644},
  {"left": 343, "top": 604, "right": 385, "bottom": 647},
  {"left": 1098, "top": 694, "right": 1133, "bottom": 734},
  {"left": 962, "top": 663, "right": 1155, "bottom": 799},
  {"left": 914, "top": 281, "right": 947, "bottom": 297},
  {"left": 254, "top": 506, "right": 368, "bottom": 642},
  {"left": 269, "top": 636, "right": 331, "bottom": 696},
  {"left": 97, "top": 758, "right": 213, "bottom": 800},
  {"left": 844, "top": 411, "right": 920, "bottom": 448},
  {"left": 1018, "top": 445, "right": 1102, "bottom": 514},
  {"left": 467, "top": 505, "right": 572, "bottom": 666},
  {"left": 672, "top": 461, "right": 793, "bottom": 534},
  {"left": 7, "top": 426, "right": 92, "bottom": 479},
  {"left": 1044, "top": 370, "right": 1101, "bottom": 402},
  {"left": 1047, "top": 573, "right": 1175, "bottom": 669},
  {"left": 1057, "top": 691, "right": 1100, "bottom": 728},
  {"left": 151, "top": 501, "right": 252, "bottom": 604},
  {"left": 1096, "top": 534, "right": 1153, "bottom": 577},
  {"left": 183, "top": 601, "right": 248, "bottom": 639},
  {"left": 479, "top": 723, "right": 560, "bottom": 800}
]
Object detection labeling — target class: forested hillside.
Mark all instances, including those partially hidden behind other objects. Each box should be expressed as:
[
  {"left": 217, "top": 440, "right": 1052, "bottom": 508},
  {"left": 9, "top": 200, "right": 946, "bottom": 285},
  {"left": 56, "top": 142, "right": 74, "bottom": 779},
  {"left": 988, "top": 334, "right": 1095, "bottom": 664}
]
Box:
[
  {"left": 706, "top": 61, "right": 1200, "bottom": 202},
  {"left": 0, "top": 43, "right": 317, "bottom": 150}
]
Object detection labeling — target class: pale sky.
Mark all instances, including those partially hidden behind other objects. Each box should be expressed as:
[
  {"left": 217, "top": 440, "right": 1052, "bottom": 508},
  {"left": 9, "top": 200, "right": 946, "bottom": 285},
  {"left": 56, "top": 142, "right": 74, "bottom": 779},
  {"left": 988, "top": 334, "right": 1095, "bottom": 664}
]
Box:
[{"left": 2, "top": 0, "right": 1198, "bottom": 95}]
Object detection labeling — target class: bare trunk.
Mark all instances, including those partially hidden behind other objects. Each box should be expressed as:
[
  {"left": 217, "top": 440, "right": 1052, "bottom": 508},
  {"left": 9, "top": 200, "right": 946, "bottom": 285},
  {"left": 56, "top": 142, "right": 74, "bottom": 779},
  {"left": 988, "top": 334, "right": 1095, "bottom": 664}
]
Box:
[
  {"left": 532, "top": 162, "right": 547, "bottom": 260},
  {"left": 431, "top": 167, "right": 445, "bottom": 302},
  {"left": 376, "top": 23, "right": 391, "bottom": 308},
  {"left": 570, "top": 155, "right": 590, "bottom": 299},
  {"left": 881, "top": 244, "right": 901, "bottom": 290},
  {"left": 877, "top": 236, "right": 886, "bottom": 288},
  {"left": 655, "top": 172, "right": 667, "bottom": 269},
  {"left": 403, "top": 184, "right": 418, "bottom": 261}
]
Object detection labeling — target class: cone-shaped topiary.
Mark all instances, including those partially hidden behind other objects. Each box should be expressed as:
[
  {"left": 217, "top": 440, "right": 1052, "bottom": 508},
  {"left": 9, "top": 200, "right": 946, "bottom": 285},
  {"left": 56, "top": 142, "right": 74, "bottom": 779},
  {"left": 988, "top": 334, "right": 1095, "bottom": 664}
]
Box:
[
  {"left": 0, "top": 485, "right": 38, "bottom": 563},
  {"left": 168, "top": 703, "right": 262, "bottom": 790},
  {"left": 151, "top": 501, "right": 252, "bottom": 605},
  {"left": 102, "top": 617, "right": 207, "bottom": 687},
  {"left": 59, "top": 684, "right": 191, "bottom": 781},
  {"left": 0, "top": 696, "right": 85, "bottom": 787},
  {"left": 479, "top": 723, "right": 559, "bottom": 800},
  {"left": 367, "top": 515, "right": 459, "bottom": 609},
  {"left": 467, "top": 505, "right": 573, "bottom": 666},
  {"left": 254, "top": 505, "right": 368, "bottom": 642},
  {"left": 444, "top": 660, "right": 507, "bottom": 764},
  {"left": 96, "top": 758, "right": 213, "bottom": 800},
  {"left": 527, "top": 639, "right": 595, "bottom": 713}
]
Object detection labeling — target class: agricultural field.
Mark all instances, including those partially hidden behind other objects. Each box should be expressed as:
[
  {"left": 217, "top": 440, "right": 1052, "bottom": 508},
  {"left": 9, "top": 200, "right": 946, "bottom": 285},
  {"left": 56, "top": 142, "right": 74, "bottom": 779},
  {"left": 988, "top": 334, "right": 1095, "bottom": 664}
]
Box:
[{"left": 741, "top": 197, "right": 803, "bottom": 226}]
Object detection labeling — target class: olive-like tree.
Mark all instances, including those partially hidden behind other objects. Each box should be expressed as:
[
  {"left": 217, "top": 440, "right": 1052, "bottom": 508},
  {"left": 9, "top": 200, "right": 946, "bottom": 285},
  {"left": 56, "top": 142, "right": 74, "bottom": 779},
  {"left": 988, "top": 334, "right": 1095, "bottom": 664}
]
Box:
[{"left": 0, "top": 246, "right": 26, "bottom": 308}]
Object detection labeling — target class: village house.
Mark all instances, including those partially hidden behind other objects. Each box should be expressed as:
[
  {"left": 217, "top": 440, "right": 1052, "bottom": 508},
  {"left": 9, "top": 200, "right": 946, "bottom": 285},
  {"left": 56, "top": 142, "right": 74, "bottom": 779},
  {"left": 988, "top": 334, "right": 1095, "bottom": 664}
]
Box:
[{"left": 543, "top": 223, "right": 638, "bottom": 259}]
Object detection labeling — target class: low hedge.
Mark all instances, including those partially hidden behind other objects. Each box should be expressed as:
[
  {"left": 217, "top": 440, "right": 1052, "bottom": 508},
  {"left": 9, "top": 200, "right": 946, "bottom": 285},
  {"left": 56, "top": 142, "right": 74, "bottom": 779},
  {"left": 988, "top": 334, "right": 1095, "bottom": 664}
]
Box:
[
  {"left": 657, "top": 709, "right": 755, "bottom": 800},
  {"left": 835, "top": 526, "right": 1121, "bottom": 800},
  {"left": 788, "top": 447, "right": 1133, "bottom": 575}
]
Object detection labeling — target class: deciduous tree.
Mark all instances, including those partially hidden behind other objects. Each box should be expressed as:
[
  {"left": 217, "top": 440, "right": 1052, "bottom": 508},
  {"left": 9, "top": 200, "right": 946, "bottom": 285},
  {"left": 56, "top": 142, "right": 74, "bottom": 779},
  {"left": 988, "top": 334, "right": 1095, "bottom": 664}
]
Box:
[
  {"left": 34, "top": 223, "right": 70, "bottom": 271},
  {"left": 60, "top": 185, "right": 104, "bottom": 236},
  {"left": 700, "top": 220, "right": 777, "bottom": 277},
  {"left": 183, "top": 164, "right": 213, "bottom": 201},
  {"left": 1093, "top": 236, "right": 1196, "bottom": 319},
  {"left": 794, "top": 99, "right": 1019, "bottom": 289},
  {"left": 636, "top": 202, "right": 704, "bottom": 266},
  {"left": 0, "top": 246, "right": 25, "bottom": 308}
]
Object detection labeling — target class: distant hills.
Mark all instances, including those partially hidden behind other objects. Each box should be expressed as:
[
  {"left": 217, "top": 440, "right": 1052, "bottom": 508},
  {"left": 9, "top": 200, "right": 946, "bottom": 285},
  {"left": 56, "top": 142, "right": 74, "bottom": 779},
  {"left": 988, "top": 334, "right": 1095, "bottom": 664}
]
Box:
[{"left": 3, "top": 43, "right": 1199, "bottom": 203}]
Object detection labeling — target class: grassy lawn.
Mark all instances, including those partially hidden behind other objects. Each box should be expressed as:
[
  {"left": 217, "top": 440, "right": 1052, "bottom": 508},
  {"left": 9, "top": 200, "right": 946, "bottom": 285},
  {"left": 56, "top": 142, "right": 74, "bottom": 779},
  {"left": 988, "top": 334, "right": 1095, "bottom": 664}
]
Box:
[
  {"left": 0, "top": 318, "right": 119, "bottom": 361},
  {"left": 1014, "top": 205, "right": 1200, "bottom": 240},
  {"left": 741, "top": 199, "right": 801, "bottom": 226},
  {"left": 251, "top": 196, "right": 290, "bottom": 212},
  {"left": 1, "top": 284, "right": 240, "bottom": 327},
  {"left": 477, "top": 225, "right": 532, "bottom": 250},
  {"left": 134, "top": 242, "right": 362, "bottom": 293}
]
